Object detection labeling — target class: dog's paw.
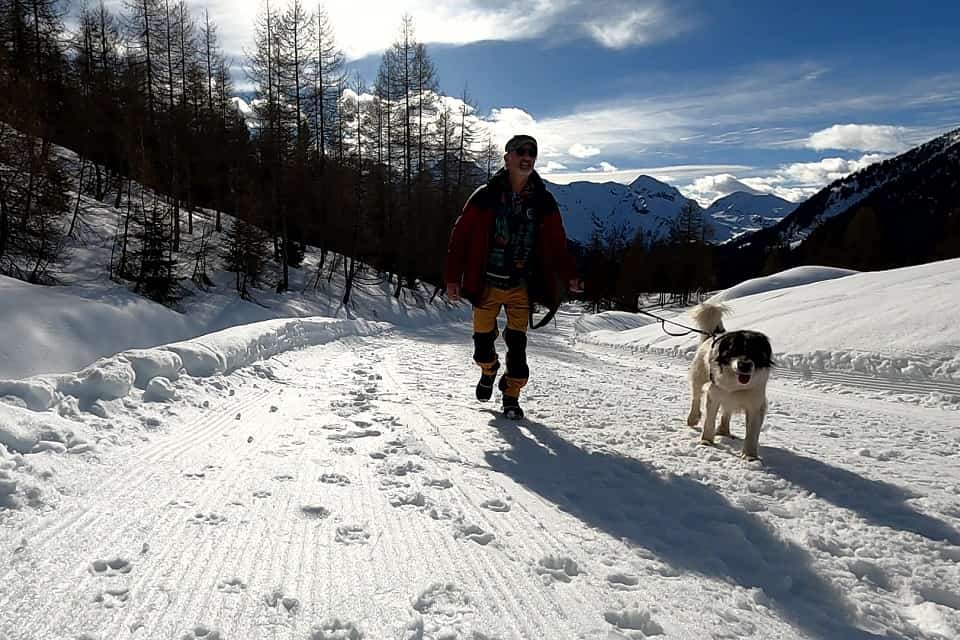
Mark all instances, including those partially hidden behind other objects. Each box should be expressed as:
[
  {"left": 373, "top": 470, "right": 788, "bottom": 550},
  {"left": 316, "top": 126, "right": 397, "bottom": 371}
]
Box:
[
  {"left": 716, "top": 427, "right": 734, "bottom": 438},
  {"left": 740, "top": 450, "right": 760, "bottom": 461},
  {"left": 699, "top": 438, "right": 714, "bottom": 447},
  {"left": 687, "top": 412, "right": 701, "bottom": 427}
]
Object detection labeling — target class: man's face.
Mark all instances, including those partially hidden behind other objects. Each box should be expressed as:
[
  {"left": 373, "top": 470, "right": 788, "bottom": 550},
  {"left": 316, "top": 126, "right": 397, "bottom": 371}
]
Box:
[{"left": 504, "top": 144, "right": 537, "bottom": 178}]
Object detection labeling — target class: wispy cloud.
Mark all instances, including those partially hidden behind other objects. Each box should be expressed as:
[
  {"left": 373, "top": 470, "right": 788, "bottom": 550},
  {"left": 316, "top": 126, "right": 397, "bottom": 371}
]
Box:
[
  {"left": 147, "top": 1, "right": 695, "bottom": 62},
  {"left": 545, "top": 164, "right": 752, "bottom": 186}
]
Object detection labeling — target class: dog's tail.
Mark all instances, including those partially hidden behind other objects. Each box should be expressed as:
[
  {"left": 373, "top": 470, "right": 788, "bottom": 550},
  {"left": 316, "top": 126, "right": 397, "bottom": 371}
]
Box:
[{"left": 691, "top": 303, "right": 727, "bottom": 342}]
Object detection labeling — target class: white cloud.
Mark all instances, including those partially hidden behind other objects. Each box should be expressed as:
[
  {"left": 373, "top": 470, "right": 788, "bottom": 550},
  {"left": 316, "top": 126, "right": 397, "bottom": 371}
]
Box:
[
  {"left": 599, "top": 161, "right": 618, "bottom": 172},
  {"left": 807, "top": 124, "right": 909, "bottom": 153},
  {"left": 585, "top": 4, "right": 690, "bottom": 49},
  {"left": 677, "top": 154, "right": 889, "bottom": 205},
  {"left": 540, "top": 161, "right": 568, "bottom": 173},
  {"left": 132, "top": 1, "right": 691, "bottom": 62},
  {"left": 681, "top": 173, "right": 763, "bottom": 206},
  {"left": 568, "top": 143, "right": 601, "bottom": 158}
]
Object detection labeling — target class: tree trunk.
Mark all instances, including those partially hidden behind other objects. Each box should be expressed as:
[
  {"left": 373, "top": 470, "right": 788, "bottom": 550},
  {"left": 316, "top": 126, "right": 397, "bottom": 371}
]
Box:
[{"left": 69, "top": 158, "right": 89, "bottom": 237}]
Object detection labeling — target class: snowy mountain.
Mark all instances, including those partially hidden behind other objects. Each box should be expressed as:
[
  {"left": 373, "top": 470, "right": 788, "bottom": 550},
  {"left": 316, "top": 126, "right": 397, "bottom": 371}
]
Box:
[
  {"left": 547, "top": 176, "right": 796, "bottom": 245},
  {"left": 703, "top": 191, "right": 796, "bottom": 243},
  {"left": 546, "top": 175, "right": 700, "bottom": 244},
  {"left": 731, "top": 126, "right": 960, "bottom": 251},
  {"left": 714, "top": 127, "right": 960, "bottom": 285}
]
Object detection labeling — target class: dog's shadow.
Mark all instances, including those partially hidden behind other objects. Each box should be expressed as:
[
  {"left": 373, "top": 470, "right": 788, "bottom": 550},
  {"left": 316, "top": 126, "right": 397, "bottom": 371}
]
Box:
[
  {"left": 485, "top": 418, "right": 884, "bottom": 640},
  {"left": 762, "top": 446, "right": 960, "bottom": 545}
]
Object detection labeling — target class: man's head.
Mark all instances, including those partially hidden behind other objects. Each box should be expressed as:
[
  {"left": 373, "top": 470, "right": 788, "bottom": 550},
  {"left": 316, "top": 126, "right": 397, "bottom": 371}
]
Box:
[{"left": 504, "top": 134, "right": 537, "bottom": 179}]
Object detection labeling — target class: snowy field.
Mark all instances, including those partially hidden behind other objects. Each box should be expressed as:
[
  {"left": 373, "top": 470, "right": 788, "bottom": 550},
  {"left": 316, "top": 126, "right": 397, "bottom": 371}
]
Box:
[{"left": 2, "top": 254, "right": 960, "bottom": 639}]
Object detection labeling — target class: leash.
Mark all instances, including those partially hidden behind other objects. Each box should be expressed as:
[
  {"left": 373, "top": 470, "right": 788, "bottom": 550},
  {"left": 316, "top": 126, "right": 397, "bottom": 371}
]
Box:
[{"left": 636, "top": 308, "right": 718, "bottom": 339}]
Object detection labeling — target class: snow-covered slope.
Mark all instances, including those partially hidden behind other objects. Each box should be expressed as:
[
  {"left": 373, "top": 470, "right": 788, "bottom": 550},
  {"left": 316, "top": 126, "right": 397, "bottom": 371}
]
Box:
[
  {"left": 704, "top": 191, "right": 797, "bottom": 242},
  {"left": 579, "top": 257, "right": 960, "bottom": 383},
  {"left": 731, "top": 126, "right": 960, "bottom": 249},
  {"left": 546, "top": 175, "right": 699, "bottom": 243}
]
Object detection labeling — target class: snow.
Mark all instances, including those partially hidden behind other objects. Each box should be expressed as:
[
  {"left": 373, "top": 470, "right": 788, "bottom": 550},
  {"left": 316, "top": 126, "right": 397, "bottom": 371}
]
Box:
[
  {"left": 580, "top": 258, "right": 960, "bottom": 386},
  {"left": 2, "top": 158, "right": 960, "bottom": 638},
  {"left": 546, "top": 175, "right": 696, "bottom": 243},
  {"left": 706, "top": 265, "right": 858, "bottom": 302}
]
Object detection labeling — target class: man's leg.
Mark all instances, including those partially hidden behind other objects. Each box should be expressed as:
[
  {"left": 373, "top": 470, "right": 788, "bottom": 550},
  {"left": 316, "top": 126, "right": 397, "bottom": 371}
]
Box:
[
  {"left": 472, "top": 288, "right": 502, "bottom": 400},
  {"left": 500, "top": 288, "right": 530, "bottom": 402}
]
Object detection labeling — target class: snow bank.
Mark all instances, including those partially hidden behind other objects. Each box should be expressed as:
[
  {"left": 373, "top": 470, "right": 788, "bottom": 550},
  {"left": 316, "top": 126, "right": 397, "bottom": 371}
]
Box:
[
  {"left": 0, "top": 316, "right": 388, "bottom": 437},
  {"left": 573, "top": 310, "right": 658, "bottom": 335},
  {"left": 706, "top": 265, "right": 858, "bottom": 303},
  {"left": 0, "top": 275, "right": 200, "bottom": 379},
  {"left": 578, "top": 259, "right": 960, "bottom": 384}
]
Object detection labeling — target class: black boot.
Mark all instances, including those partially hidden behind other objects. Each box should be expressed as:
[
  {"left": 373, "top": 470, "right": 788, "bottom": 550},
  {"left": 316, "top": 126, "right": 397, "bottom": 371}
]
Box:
[
  {"left": 476, "top": 373, "right": 496, "bottom": 401},
  {"left": 502, "top": 394, "right": 524, "bottom": 420},
  {"left": 476, "top": 362, "right": 499, "bottom": 402}
]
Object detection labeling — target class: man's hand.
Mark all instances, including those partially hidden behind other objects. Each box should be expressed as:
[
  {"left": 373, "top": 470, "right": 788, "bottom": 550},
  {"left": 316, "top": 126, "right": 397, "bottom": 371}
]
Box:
[
  {"left": 446, "top": 282, "right": 461, "bottom": 301},
  {"left": 568, "top": 278, "right": 584, "bottom": 293}
]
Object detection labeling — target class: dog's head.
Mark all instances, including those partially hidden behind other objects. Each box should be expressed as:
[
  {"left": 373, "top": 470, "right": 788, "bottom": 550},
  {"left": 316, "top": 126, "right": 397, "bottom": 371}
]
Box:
[{"left": 711, "top": 329, "right": 774, "bottom": 387}]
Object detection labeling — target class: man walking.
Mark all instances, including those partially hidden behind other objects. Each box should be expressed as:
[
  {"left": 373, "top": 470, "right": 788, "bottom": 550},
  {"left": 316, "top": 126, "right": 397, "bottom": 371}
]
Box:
[{"left": 444, "top": 134, "right": 581, "bottom": 419}]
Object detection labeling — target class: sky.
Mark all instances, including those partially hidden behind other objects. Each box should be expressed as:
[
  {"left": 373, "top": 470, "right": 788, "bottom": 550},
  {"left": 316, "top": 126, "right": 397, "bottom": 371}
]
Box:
[{"left": 103, "top": 0, "right": 960, "bottom": 205}]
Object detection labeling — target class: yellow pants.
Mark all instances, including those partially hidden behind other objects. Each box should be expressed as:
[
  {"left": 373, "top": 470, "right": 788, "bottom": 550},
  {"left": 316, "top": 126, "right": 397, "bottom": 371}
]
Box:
[{"left": 472, "top": 286, "right": 529, "bottom": 398}]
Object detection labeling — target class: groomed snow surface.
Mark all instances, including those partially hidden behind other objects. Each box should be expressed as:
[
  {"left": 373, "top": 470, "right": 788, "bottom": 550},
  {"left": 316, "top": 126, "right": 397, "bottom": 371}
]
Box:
[{"left": 2, "top": 257, "right": 959, "bottom": 639}]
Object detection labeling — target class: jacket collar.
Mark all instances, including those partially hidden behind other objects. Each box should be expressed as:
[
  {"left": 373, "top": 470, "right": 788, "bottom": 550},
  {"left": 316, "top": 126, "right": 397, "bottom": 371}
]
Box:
[{"left": 488, "top": 167, "right": 547, "bottom": 197}]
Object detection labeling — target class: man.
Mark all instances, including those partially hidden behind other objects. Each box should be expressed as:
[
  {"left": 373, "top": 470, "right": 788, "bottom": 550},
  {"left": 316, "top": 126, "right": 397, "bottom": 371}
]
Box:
[{"left": 444, "top": 134, "right": 582, "bottom": 419}]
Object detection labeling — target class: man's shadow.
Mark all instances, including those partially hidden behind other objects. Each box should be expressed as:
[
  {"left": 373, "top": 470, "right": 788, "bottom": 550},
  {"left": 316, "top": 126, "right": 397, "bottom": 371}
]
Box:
[
  {"left": 484, "top": 417, "right": 885, "bottom": 640},
  {"left": 762, "top": 446, "right": 960, "bottom": 545}
]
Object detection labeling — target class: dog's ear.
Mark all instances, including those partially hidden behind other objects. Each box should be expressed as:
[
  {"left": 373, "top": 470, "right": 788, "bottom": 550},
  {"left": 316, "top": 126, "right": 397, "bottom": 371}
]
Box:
[{"left": 747, "top": 332, "right": 774, "bottom": 368}]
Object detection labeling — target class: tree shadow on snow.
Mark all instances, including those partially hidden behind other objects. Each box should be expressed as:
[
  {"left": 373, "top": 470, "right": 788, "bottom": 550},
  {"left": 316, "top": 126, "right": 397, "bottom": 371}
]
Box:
[
  {"left": 485, "top": 418, "right": 883, "bottom": 640},
  {"left": 762, "top": 446, "right": 960, "bottom": 546}
]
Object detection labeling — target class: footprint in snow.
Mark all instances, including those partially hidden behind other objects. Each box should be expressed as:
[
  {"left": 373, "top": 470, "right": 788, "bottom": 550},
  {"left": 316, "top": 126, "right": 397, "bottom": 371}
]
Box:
[
  {"left": 181, "top": 624, "right": 224, "bottom": 640},
  {"left": 319, "top": 473, "right": 351, "bottom": 486},
  {"left": 455, "top": 522, "right": 495, "bottom": 546},
  {"left": 188, "top": 512, "right": 227, "bottom": 526},
  {"left": 252, "top": 490, "right": 271, "bottom": 499},
  {"left": 264, "top": 588, "right": 300, "bottom": 613},
  {"left": 536, "top": 556, "right": 580, "bottom": 583},
  {"left": 335, "top": 524, "right": 371, "bottom": 545},
  {"left": 480, "top": 498, "right": 511, "bottom": 513},
  {"left": 300, "top": 504, "right": 331, "bottom": 519},
  {"left": 424, "top": 478, "right": 453, "bottom": 489},
  {"left": 168, "top": 499, "right": 197, "bottom": 509},
  {"left": 90, "top": 558, "right": 132, "bottom": 576},
  {"left": 183, "top": 472, "right": 206, "bottom": 479},
  {"left": 327, "top": 429, "right": 382, "bottom": 441},
  {"left": 217, "top": 577, "right": 247, "bottom": 593},
  {"left": 273, "top": 474, "right": 295, "bottom": 482},
  {"left": 389, "top": 491, "right": 427, "bottom": 508},
  {"left": 607, "top": 572, "right": 640, "bottom": 590},
  {"left": 92, "top": 586, "right": 130, "bottom": 608},
  {"left": 603, "top": 606, "right": 664, "bottom": 637},
  {"left": 309, "top": 618, "right": 364, "bottom": 639}
]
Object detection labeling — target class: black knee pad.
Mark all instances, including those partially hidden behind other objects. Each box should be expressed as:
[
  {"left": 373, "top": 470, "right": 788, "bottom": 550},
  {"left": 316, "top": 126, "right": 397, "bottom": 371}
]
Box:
[
  {"left": 473, "top": 329, "right": 498, "bottom": 364},
  {"left": 503, "top": 329, "right": 529, "bottom": 379}
]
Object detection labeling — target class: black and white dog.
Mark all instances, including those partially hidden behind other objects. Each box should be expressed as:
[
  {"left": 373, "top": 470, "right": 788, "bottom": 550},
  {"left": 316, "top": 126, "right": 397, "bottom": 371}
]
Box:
[{"left": 686, "top": 303, "right": 774, "bottom": 460}]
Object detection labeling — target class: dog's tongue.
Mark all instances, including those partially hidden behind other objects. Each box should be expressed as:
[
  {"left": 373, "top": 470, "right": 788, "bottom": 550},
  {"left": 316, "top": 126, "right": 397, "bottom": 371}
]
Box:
[{"left": 738, "top": 374, "right": 751, "bottom": 384}]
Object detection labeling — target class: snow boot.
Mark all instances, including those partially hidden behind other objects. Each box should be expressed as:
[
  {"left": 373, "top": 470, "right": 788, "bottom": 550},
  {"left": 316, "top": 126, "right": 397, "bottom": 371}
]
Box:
[
  {"left": 476, "top": 362, "right": 499, "bottom": 401},
  {"left": 476, "top": 372, "right": 496, "bottom": 401},
  {"left": 502, "top": 394, "right": 524, "bottom": 420}
]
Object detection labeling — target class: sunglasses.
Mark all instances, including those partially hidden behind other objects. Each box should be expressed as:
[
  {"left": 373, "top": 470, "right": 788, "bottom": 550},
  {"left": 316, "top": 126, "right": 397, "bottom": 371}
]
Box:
[{"left": 512, "top": 146, "right": 537, "bottom": 158}]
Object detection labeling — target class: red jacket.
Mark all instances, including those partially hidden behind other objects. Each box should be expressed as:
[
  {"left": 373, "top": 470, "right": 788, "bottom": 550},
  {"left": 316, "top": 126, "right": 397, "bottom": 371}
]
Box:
[{"left": 444, "top": 169, "right": 576, "bottom": 328}]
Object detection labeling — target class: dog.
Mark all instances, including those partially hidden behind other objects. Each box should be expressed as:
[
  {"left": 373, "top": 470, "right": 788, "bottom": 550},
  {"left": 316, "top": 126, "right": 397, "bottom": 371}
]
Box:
[{"left": 686, "top": 303, "right": 773, "bottom": 460}]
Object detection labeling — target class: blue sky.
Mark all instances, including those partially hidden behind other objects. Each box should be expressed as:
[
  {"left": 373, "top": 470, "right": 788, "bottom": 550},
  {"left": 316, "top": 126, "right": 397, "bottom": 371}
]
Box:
[{"left": 108, "top": 0, "right": 960, "bottom": 204}]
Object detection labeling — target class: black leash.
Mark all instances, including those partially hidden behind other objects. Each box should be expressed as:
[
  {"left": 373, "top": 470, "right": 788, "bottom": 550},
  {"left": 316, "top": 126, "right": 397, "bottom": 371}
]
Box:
[{"left": 636, "top": 308, "right": 718, "bottom": 339}]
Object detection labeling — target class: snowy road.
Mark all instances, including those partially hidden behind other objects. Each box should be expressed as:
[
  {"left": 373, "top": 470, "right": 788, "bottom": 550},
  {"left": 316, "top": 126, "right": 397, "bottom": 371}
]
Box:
[{"left": 2, "top": 311, "right": 959, "bottom": 640}]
